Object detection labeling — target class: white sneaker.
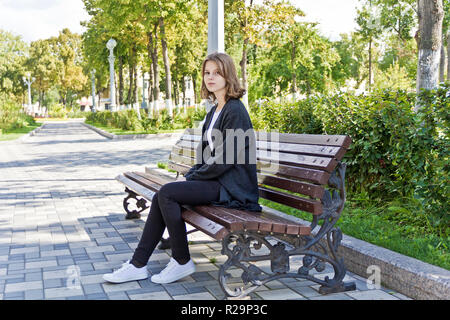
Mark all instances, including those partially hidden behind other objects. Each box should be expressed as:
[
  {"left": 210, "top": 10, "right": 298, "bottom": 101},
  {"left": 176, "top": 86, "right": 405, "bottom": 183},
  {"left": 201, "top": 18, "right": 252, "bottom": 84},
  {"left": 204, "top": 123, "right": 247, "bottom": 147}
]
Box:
[
  {"left": 151, "top": 258, "right": 196, "bottom": 284},
  {"left": 103, "top": 260, "right": 149, "bottom": 283}
]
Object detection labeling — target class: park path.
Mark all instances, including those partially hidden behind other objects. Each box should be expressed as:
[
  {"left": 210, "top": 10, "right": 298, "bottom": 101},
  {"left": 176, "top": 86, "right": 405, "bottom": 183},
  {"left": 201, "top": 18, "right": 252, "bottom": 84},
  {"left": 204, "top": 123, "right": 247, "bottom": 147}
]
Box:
[{"left": 0, "top": 121, "right": 411, "bottom": 300}]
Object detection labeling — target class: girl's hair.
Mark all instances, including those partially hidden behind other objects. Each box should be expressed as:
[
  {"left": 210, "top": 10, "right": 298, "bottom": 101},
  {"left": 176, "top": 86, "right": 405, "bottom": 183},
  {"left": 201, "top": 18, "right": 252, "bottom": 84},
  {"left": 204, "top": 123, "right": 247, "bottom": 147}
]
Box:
[{"left": 200, "top": 52, "right": 245, "bottom": 102}]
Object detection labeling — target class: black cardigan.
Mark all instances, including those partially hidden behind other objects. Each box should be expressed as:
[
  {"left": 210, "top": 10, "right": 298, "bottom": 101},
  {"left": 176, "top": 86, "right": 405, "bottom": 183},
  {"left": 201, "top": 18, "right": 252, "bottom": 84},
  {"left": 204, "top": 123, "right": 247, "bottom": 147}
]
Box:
[{"left": 184, "top": 98, "right": 262, "bottom": 212}]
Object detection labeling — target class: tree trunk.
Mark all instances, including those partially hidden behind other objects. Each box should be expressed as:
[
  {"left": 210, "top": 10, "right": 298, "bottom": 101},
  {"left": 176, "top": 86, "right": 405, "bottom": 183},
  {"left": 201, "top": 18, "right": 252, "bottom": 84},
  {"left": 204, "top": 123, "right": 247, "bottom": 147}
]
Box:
[
  {"left": 240, "top": 37, "right": 249, "bottom": 108},
  {"left": 127, "top": 62, "right": 133, "bottom": 105},
  {"left": 439, "top": 36, "right": 445, "bottom": 82},
  {"left": 159, "top": 17, "right": 173, "bottom": 117},
  {"left": 149, "top": 25, "right": 160, "bottom": 113},
  {"left": 119, "top": 56, "right": 124, "bottom": 106},
  {"left": 133, "top": 63, "right": 138, "bottom": 107},
  {"left": 191, "top": 73, "right": 197, "bottom": 104},
  {"left": 447, "top": 32, "right": 450, "bottom": 81},
  {"left": 368, "top": 38, "right": 373, "bottom": 91},
  {"left": 415, "top": 0, "right": 444, "bottom": 103},
  {"left": 290, "top": 40, "right": 297, "bottom": 101}
]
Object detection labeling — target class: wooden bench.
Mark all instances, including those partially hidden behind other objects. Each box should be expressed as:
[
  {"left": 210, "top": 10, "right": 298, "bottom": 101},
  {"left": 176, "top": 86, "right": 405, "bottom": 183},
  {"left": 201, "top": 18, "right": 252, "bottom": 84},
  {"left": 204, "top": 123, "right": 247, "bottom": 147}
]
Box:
[{"left": 116, "top": 128, "right": 356, "bottom": 299}]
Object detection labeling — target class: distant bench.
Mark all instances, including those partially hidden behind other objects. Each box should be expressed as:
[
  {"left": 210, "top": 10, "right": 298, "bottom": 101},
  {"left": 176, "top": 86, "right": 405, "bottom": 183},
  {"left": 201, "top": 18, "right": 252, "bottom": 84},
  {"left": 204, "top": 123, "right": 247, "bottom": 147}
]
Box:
[{"left": 116, "top": 128, "right": 356, "bottom": 299}]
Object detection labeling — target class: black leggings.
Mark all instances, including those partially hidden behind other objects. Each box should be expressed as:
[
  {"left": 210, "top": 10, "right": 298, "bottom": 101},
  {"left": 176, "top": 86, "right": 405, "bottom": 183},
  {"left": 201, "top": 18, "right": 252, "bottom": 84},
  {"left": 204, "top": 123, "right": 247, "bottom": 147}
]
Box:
[{"left": 130, "top": 179, "right": 221, "bottom": 266}]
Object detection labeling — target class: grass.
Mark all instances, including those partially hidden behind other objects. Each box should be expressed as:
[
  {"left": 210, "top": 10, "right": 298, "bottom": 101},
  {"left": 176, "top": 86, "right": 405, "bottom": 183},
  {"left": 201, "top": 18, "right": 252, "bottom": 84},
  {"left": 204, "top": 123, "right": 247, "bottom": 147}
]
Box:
[
  {"left": 0, "top": 122, "right": 43, "bottom": 141},
  {"left": 259, "top": 196, "right": 449, "bottom": 270}
]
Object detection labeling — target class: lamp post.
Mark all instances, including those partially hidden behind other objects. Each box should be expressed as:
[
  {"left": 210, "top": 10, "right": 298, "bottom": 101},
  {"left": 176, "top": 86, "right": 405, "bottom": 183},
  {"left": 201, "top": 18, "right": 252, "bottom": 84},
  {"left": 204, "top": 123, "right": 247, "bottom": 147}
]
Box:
[
  {"left": 91, "top": 69, "right": 96, "bottom": 112},
  {"left": 106, "top": 39, "right": 117, "bottom": 111},
  {"left": 141, "top": 72, "right": 149, "bottom": 110},
  {"left": 22, "top": 74, "right": 35, "bottom": 115}
]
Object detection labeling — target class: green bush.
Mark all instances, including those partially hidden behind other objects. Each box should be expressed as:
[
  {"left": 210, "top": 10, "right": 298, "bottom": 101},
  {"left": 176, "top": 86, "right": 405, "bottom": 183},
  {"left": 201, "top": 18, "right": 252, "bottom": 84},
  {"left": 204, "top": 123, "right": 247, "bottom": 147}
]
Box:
[
  {"left": 250, "top": 83, "right": 449, "bottom": 237},
  {"left": 0, "top": 93, "right": 34, "bottom": 131},
  {"left": 48, "top": 103, "right": 68, "bottom": 118}
]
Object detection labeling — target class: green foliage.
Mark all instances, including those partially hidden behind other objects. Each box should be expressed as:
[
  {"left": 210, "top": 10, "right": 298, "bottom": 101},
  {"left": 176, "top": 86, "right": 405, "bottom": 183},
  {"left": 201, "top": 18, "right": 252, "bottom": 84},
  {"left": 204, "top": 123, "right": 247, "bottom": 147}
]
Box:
[
  {"left": 85, "top": 106, "right": 203, "bottom": 133},
  {"left": 48, "top": 103, "right": 68, "bottom": 118},
  {"left": 0, "top": 93, "right": 35, "bottom": 131},
  {"left": 251, "top": 84, "right": 449, "bottom": 237}
]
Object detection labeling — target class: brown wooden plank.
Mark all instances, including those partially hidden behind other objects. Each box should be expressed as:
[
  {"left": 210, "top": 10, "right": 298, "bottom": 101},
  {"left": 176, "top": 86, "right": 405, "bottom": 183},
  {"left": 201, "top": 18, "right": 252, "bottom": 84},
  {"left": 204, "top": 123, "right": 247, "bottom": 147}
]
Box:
[
  {"left": 257, "top": 150, "right": 338, "bottom": 173},
  {"left": 258, "top": 187, "right": 322, "bottom": 215},
  {"left": 256, "top": 131, "right": 352, "bottom": 148},
  {"left": 190, "top": 205, "right": 246, "bottom": 232},
  {"left": 258, "top": 211, "right": 311, "bottom": 236},
  {"left": 213, "top": 207, "right": 272, "bottom": 233},
  {"left": 172, "top": 145, "right": 196, "bottom": 158},
  {"left": 124, "top": 172, "right": 162, "bottom": 192},
  {"left": 181, "top": 210, "right": 229, "bottom": 240},
  {"left": 257, "top": 173, "right": 324, "bottom": 199},
  {"left": 217, "top": 207, "right": 311, "bottom": 236},
  {"left": 168, "top": 161, "right": 190, "bottom": 175},
  {"left": 175, "top": 139, "right": 200, "bottom": 151},
  {"left": 169, "top": 153, "right": 196, "bottom": 166},
  {"left": 134, "top": 171, "right": 173, "bottom": 187},
  {"left": 257, "top": 141, "right": 348, "bottom": 161},
  {"left": 257, "top": 160, "right": 330, "bottom": 185}
]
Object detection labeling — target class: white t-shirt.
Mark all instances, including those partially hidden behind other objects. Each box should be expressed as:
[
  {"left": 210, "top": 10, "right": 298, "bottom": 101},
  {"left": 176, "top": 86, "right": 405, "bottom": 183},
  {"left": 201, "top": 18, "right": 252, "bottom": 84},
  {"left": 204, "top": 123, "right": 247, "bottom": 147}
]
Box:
[{"left": 207, "top": 108, "right": 222, "bottom": 151}]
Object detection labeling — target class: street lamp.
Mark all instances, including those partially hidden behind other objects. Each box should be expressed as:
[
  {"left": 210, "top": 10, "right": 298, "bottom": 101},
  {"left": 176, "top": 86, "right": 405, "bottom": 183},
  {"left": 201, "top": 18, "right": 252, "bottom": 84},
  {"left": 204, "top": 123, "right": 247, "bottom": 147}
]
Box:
[
  {"left": 141, "top": 72, "right": 149, "bottom": 110},
  {"left": 22, "top": 74, "right": 35, "bottom": 115},
  {"left": 91, "top": 69, "right": 96, "bottom": 112},
  {"left": 106, "top": 38, "right": 117, "bottom": 111}
]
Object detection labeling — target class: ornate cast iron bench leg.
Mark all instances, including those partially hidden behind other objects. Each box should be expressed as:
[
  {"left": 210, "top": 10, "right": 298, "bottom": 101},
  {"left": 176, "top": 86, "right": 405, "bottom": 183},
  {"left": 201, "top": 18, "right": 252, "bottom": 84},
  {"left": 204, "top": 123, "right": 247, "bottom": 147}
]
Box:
[
  {"left": 217, "top": 162, "right": 356, "bottom": 299},
  {"left": 123, "top": 187, "right": 149, "bottom": 219}
]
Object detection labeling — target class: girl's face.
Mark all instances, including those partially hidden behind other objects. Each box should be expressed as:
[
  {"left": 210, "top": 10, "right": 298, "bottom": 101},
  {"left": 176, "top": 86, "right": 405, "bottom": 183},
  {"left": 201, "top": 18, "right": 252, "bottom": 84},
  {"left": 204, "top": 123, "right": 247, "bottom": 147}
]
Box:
[{"left": 204, "top": 60, "right": 227, "bottom": 96}]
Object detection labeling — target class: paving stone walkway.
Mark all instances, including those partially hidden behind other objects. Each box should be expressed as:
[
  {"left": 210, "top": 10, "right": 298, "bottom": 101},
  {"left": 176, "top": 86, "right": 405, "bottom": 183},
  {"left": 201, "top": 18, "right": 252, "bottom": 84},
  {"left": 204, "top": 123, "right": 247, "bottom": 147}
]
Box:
[{"left": 0, "top": 121, "right": 413, "bottom": 300}]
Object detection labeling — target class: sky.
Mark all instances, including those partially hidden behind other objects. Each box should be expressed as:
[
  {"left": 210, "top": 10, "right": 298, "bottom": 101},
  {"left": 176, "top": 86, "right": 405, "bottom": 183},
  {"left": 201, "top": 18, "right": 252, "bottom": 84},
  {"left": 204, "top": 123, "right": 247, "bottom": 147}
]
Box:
[{"left": 0, "top": 0, "right": 360, "bottom": 43}]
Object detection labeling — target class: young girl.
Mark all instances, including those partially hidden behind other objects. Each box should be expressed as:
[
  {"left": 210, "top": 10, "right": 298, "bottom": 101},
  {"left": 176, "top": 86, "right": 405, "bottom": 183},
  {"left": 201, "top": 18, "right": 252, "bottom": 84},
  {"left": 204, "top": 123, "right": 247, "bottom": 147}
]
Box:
[{"left": 103, "top": 52, "right": 261, "bottom": 284}]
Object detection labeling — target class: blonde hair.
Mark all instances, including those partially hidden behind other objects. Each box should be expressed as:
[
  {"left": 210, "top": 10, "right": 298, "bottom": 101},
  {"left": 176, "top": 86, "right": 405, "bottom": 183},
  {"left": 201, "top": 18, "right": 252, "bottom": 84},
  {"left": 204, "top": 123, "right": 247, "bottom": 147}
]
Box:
[{"left": 200, "top": 52, "right": 245, "bottom": 102}]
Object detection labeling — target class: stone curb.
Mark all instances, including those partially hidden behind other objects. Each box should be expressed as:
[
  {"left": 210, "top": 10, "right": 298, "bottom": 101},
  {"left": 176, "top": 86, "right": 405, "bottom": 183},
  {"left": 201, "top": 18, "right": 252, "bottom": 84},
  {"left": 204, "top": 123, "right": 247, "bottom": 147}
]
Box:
[
  {"left": 261, "top": 205, "right": 450, "bottom": 300},
  {"left": 18, "top": 123, "right": 46, "bottom": 142},
  {"left": 81, "top": 122, "right": 184, "bottom": 140}
]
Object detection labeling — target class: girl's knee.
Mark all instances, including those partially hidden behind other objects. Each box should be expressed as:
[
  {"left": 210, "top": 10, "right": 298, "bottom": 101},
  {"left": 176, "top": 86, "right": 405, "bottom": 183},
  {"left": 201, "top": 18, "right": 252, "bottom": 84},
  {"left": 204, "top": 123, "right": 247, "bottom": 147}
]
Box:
[{"left": 158, "top": 182, "right": 177, "bottom": 199}]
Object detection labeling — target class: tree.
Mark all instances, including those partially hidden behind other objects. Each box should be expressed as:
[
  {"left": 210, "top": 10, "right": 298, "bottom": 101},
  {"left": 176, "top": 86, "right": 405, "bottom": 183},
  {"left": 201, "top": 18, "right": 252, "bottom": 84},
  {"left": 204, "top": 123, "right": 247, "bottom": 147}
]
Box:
[
  {"left": 26, "top": 39, "right": 62, "bottom": 107},
  {"left": 49, "top": 29, "right": 88, "bottom": 108},
  {"left": 0, "top": 30, "right": 28, "bottom": 99},
  {"left": 415, "top": 0, "right": 444, "bottom": 105},
  {"left": 356, "top": 0, "right": 384, "bottom": 91}
]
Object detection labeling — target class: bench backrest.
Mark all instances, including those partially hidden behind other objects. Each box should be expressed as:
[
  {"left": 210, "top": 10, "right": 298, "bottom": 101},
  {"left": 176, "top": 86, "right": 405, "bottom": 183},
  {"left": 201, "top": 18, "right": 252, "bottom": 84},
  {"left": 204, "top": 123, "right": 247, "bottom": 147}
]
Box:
[{"left": 168, "top": 128, "right": 351, "bottom": 217}]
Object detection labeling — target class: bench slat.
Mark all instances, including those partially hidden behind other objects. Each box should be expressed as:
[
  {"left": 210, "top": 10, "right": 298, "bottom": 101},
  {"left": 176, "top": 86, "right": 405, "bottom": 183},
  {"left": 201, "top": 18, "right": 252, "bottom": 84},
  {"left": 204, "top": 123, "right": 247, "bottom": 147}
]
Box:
[
  {"left": 257, "top": 173, "right": 324, "bottom": 199},
  {"left": 115, "top": 174, "right": 156, "bottom": 201},
  {"left": 257, "top": 141, "right": 348, "bottom": 161},
  {"left": 257, "top": 160, "right": 330, "bottom": 185},
  {"left": 258, "top": 186, "right": 323, "bottom": 215},
  {"left": 121, "top": 172, "right": 229, "bottom": 240},
  {"left": 124, "top": 172, "right": 161, "bottom": 193},
  {"left": 180, "top": 131, "right": 351, "bottom": 149},
  {"left": 125, "top": 170, "right": 310, "bottom": 236},
  {"left": 216, "top": 207, "right": 310, "bottom": 235},
  {"left": 171, "top": 144, "right": 339, "bottom": 173},
  {"left": 256, "top": 131, "right": 352, "bottom": 148},
  {"left": 168, "top": 161, "right": 190, "bottom": 175},
  {"left": 189, "top": 205, "right": 247, "bottom": 232},
  {"left": 181, "top": 210, "right": 229, "bottom": 240}
]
